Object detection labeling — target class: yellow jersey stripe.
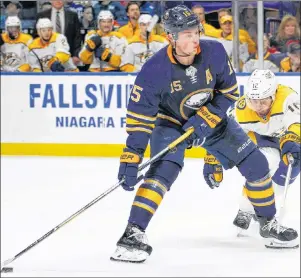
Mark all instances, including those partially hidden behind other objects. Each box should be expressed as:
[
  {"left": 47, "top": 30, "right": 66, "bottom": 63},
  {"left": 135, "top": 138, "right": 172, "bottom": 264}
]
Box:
[
  {"left": 157, "top": 113, "right": 182, "bottom": 126},
  {"left": 219, "top": 84, "right": 238, "bottom": 94},
  {"left": 127, "top": 110, "right": 156, "bottom": 122},
  {"left": 126, "top": 118, "right": 155, "bottom": 129},
  {"left": 133, "top": 201, "right": 155, "bottom": 214},
  {"left": 136, "top": 188, "right": 163, "bottom": 206},
  {"left": 245, "top": 187, "right": 274, "bottom": 199},
  {"left": 126, "top": 127, "right": 152, "bottom": 134}
]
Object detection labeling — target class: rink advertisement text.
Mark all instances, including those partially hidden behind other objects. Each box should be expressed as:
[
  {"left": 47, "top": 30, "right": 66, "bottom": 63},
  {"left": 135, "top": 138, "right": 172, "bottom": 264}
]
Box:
[
  {"left": 1, "top": 73, "right": 300, "bottom": 156},
  {"left": 29, "top": 83, "right": 131, "bottom": 128}
]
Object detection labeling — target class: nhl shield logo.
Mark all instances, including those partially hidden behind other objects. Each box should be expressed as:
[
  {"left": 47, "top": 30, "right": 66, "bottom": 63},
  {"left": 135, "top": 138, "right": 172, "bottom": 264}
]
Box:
[{"left": 186, "top": 66, "right": 198, "bottom": 84}]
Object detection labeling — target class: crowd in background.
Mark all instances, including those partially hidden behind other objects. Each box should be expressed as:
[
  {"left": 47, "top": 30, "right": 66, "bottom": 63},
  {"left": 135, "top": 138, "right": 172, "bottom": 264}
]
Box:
[{"left": 0, "top": 0, "right": 300, "bottom": 73}]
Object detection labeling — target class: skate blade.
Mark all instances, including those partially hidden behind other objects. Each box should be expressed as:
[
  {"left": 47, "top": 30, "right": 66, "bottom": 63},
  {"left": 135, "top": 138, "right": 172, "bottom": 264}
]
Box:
[
  {"left": 110, "top": 246, "right": 149, "bottom": 263},
  {"left": 264, "top": 238, "right": 299, "bottom": 249}
]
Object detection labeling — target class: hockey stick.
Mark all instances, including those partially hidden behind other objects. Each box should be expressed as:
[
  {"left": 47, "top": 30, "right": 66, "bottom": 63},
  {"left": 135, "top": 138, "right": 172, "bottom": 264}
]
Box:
[
  {"left": 277, "top": 153, "right": 294, "bottom": 234},
  {"left": 146, "top": 15, "right": 159, "bottom": 53},
  {"left": 1, "top": 127, "right": 194, "bottom": 271}
]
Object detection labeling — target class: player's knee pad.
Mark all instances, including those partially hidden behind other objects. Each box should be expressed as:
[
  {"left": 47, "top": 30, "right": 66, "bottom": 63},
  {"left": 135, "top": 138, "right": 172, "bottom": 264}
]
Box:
[
  {"left": 144, "top": 160, "right": 181, "bottom": 191},
  {"left": 237, "top": 148, "right": 270, "bottom": 182},
  {"left": 272, "top": 160, "right": 301, "bottom": 187}
]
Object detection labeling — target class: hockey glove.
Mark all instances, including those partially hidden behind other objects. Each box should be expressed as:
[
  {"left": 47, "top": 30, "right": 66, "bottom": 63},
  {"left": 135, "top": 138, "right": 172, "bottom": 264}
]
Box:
[
  {"left": 280, "top": 131, "right": 301, "bottom": 167},
  {"left": 203, "top": 152, "right": 223, "bottom": 189},
  {"left": 182, "top": 103, "right": 224, "bottom": 140},
  {"left": 50, "top": 60, "right": 65, "bottom": 72},
  {"left": 85, "top": 35, "right": 102, "bottom": 52},
  {"left": 118, "top": 148, "right": 144, "bottom": 191},
  {"left": 95, "top": 46, "right": 112, "bottom": 62}
]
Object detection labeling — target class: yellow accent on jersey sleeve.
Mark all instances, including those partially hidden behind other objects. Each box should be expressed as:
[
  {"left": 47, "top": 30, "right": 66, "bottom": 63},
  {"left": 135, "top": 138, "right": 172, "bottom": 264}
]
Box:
[
  {"left": 270, "top": 85, "right": 296, "bottom": 116},
  {"left": 56, "top": 52, "right": 70, "bottom": 64}
]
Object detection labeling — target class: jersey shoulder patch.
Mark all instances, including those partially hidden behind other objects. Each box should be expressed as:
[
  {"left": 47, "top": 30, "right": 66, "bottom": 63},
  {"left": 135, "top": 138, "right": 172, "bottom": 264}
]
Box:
[{"left": 236, "top": 97, "right": 247, "bottom": 110}]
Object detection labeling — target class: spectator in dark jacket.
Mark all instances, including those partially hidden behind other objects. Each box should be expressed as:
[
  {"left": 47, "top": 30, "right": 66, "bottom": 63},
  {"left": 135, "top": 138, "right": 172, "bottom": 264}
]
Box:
[
  {"left": 34, "top": 0, "right": 82, "bottom": 65},
  {"left": 269, "top": 15, "right": 300, "bottom": 53}
]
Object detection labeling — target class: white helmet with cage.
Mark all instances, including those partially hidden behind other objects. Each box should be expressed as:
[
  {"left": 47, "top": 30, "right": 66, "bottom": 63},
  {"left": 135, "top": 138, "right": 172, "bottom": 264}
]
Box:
[
  {"left": 97, "top": 10, "right": 114, "bottom": 21},
  {"left": 245, "top": 69, "right": 277, "bottom": 100},
  {"left": 36, "top": 18, "right": 53, "bottom": 30},
  {"left": 5, "top": 16, "right": 22, "bottom": 30}
]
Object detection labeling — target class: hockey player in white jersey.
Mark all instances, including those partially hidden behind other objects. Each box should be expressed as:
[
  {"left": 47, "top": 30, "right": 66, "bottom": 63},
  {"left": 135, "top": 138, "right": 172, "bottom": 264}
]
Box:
[
  {"left": 79, "top": 10, "right": 134, "bottom": 72},
  {"left": 127, "top": 14, "right": 169, "bottom": 72},
  {"left": 28, "top": 18, "right": 78, "bottom": 72},
  {"left": 0, "top": 16, "right": 32, "bottom": 72},
  {"left": 222, "top": 69, "right": 300, "bottom": 234}
]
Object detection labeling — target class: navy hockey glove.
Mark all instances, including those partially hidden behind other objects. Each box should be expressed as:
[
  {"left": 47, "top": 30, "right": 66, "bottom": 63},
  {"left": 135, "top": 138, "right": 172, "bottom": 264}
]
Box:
[
  {"left": 50, "top": 60, "right": 65, "bottom": 72},
  {"left": 182, "top": 103, "right": 224, "bottom": 139},
  {"left": 280, "top": 130, "right": 300, "bottom": 167},
  {"left": 203, "top": 152, "right": 223, "bottom": 189},
  {"left": 118, "top": 148, "right": 144, "bottom": 191},
  {"left": 95, "top": 46, "right": 112, "bottom": 62},
  {"left": 85, "top": 35, "right": 102, "bottom": 52}
]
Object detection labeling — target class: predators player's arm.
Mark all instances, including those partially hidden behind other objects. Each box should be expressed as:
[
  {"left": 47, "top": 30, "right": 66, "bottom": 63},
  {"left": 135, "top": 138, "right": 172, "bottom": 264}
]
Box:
[
  {"left": 28, "top": 40, "right": 43, "bottom": 72},
  {"left": 114, "top": 34, "right": 134, "bottom": 72},
  {"left": 17, "top": 34, "right": 32, "bottom": 72},
  {"left": 280, "top": 88, "right": 300, "bottom": 166},
  {"left": 48, "top": 34, "right": 70, "bottom": 71},
  {"left": 233, "top": 96, "right": 280, "bottom": 149},
  {"left": 79, "top": 31, "right": 96, "bottom": 65},
  {"left": 123, "top": 59, "right": 163, "bottom": 161}
]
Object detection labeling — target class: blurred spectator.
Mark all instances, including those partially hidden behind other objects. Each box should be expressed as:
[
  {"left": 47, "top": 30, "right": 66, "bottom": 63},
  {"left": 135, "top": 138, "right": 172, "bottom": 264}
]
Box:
[
  {"left": 28, "top": 18, "right": 78, "bottom": 72},
  {"left": 80, "top": 4, "right": 96, "bottom": 29},
  {"left": 0, "top": 15, "right": 32, "bottom": 72},
  {"left": 79, "top": 10, "right": 134, "bottom": 72},
  {"left": 41, "top": 2, "right": 52, "bottom": 12},
  {"left": 239, "top": 4, "right": 257, "bottom": 42},
  {"left": 93, "top": 1, "right": 127, "bottom": 22},
  {"left": 276, "top": 43, "right": 301, "bottom": 72},
  {"left": 191, "top": 4, "right": 218, "bottom": 37},
  {"left": 3, "top": 1, "right": 22, "bottom": 17},
  {"left": 269, "top": 15, "right": 300, "bottom": 53},
  {"left": 213, "top": 15, "right": 256, "bottom": 55},
  {"left": 65, "top": 0, "right": 84, "bottom": 20},
  {"left": 35, "top": 0, "right": 82, "bottom": 65},
  {"left": 243, "top": 34, "right": 280, "bottom": 72},
  {"left": 118, "top": 1, "right": 140, "bottom": 40},
  {"left": 127, "top": 14, "right": 168, "bottom": 72}
]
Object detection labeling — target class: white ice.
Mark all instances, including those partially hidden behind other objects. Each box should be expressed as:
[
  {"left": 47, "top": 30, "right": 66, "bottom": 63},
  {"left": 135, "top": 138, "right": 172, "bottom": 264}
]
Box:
[{"left": 1, "top": 156, "right": 300, "bottom": 277}]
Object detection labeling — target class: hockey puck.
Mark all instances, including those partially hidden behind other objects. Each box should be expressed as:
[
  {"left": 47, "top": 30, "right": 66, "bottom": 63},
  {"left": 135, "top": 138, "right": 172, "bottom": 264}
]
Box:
[{"left": 1, "top": 267, "right": 13, "bottom": 273}]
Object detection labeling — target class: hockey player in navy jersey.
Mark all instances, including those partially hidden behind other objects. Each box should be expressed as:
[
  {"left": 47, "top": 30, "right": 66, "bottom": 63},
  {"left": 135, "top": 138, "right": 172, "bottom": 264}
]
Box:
[{"left": 110, "top": 5, "right": 298, "bottom": 263}]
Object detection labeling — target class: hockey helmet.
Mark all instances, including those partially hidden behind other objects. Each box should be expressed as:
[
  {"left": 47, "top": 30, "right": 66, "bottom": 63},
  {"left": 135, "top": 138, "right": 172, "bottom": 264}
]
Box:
[
  {"left": 162, "top": 5, "right": 201, "bottom": 40},
  {"left": 36, "top": 18, "right": 53, "bottom": 29},
  {"left": 246, "top": 69, "right": 277, "bottom": 100},
  {"left": 5, "top": 16, "right": 21, "bottom": 30},
  {"left": 98, "top": 10, "right": 114, "bottom": 21}
]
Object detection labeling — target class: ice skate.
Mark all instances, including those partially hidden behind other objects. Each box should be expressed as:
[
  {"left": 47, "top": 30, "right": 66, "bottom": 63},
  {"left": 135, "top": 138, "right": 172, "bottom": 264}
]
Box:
[
  {"left": 110, "top": 223, "right": 152, "bottom": 263},
  {"left": 258, "top": 216, "right": 299, "bottom": 249},
  {"left": 233, "top": 209, "right": 254, "bottom": 231}
]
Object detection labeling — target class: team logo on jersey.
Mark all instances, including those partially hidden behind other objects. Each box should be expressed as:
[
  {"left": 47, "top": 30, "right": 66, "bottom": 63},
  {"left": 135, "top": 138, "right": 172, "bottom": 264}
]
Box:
[
  {"left": 185, "top": 66, "right": 198, "bottom": 84},
  {"left": 181, "top": 89, "right": 213, "bottom": 119},
  {"left": 40, "top": 55, "right": 54, "bottom": 68},
  {"left": 236, "top": 98, "right": 246, "bottom": 110},
  {"left": 136, "top": 51, "right": 154, "bottom": 63},
  {"left": 3, "top": 52, "right": 21, "bottom": 67}
]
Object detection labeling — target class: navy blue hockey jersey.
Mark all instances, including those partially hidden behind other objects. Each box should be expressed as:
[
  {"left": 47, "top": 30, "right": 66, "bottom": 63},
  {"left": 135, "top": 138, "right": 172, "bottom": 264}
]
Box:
[{"left": 125, "top": 40, "right": 239, "bottom": 154}]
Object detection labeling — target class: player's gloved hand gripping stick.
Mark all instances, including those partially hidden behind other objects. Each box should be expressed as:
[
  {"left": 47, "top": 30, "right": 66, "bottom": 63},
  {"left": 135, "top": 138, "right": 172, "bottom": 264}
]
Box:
[{"left": 1, "top": 128, "right": 194, "bottom": 273}]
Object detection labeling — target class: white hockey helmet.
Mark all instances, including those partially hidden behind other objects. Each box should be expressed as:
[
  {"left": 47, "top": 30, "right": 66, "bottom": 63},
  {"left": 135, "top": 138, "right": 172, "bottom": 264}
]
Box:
[
  {"left": 138, "top": 14, "right": 152, "bottom": 24},
  {"left": 36, "top": 18, "right": 53, "bottom": 29},
  {"left": 245, "top": 69, "right": 277, "bottom": 100},
  {"left": 5, "top": 16, "right": 22, "bottom": 30},
  {"left": 97, "top": 10, "right": 114, "bottom": 21}
]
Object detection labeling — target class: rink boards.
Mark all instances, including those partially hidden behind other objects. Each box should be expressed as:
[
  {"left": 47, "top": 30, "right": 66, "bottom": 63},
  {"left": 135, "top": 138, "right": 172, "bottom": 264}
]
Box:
[{"left": 1, "top": 72, "right": 300, "bottom": 157}]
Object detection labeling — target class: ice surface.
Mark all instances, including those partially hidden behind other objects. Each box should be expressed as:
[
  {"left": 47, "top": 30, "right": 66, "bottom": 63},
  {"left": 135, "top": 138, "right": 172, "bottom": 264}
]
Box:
[{"left": 1, "top": 156, "right": 300, "bottom": 277}]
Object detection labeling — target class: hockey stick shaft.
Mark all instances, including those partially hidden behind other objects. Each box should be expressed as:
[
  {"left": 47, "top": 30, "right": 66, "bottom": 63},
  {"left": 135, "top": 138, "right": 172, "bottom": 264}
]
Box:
[
  {"left": 277, "top": 153, "right": 294, "bottom": 233},
  {"left": 1, "top": 128, "right": 194, "bottom": 269}
]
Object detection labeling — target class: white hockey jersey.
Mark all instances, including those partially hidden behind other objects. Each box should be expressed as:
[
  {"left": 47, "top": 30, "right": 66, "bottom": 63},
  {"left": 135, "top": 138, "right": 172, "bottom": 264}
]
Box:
[
  {"left": 231, "top": 85, "right": 300, "bottom": 138},
  {"left": 0, "top": 32, "right": 32, "bottom": 72},
  {"left": 28, "top": 32, "right": 78, "bottom": 72},
  {"left": 79, "top": 30, "right": 134, "bottom": 72},
  {"left": 127, "top": 34, "right": 169, "bottom": 72}
]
